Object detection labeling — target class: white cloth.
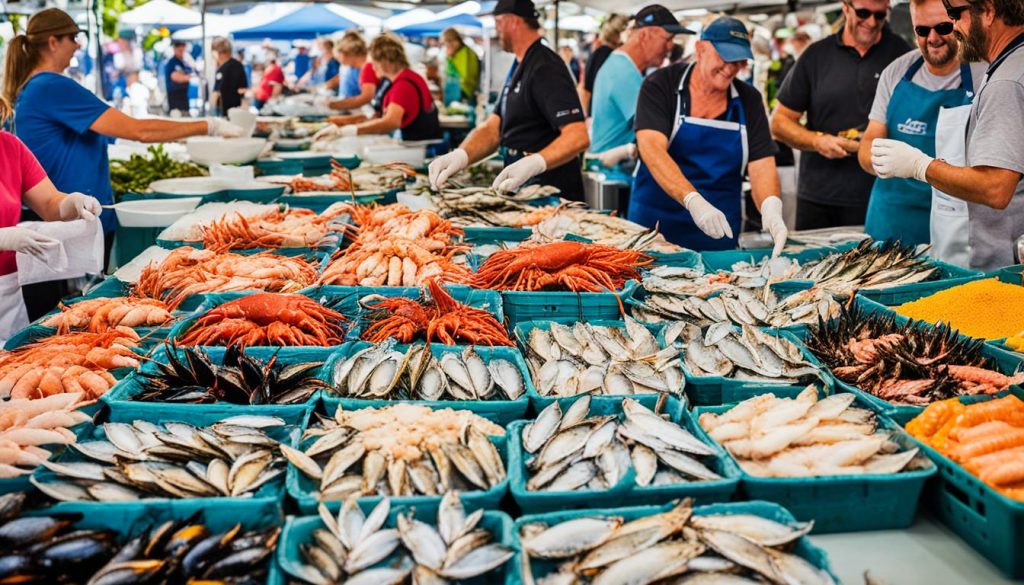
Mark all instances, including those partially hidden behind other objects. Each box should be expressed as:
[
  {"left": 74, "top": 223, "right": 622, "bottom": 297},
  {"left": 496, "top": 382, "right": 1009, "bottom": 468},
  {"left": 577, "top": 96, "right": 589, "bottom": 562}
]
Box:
[
  {"left": 15, "top": 220, "right": 103, "bottom": 286},
  {"left": 0, "top": 273, "right": 29, "bottom": 346},
  {"left": 930, "top": 103, "right": 972, "bottom": 267}
]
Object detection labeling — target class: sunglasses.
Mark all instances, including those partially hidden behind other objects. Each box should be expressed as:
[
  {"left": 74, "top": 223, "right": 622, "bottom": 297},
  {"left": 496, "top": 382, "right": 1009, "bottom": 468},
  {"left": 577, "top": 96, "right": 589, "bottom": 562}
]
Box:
[
  {"left": 914, "top": 22, "right": 955, "bottom": 36},
  {"left": 945, "top": 4, "right": 972, "bottom": 20},
  {"left": 846, "top": 3, "right": 889, "bottom": 21}
]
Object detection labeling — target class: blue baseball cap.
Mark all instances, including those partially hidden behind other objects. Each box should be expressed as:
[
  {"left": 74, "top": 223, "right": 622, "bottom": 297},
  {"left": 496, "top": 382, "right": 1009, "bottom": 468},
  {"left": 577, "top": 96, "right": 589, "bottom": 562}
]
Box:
[{"left": 701, "top": 17, "right": 754, "bottom": 62}]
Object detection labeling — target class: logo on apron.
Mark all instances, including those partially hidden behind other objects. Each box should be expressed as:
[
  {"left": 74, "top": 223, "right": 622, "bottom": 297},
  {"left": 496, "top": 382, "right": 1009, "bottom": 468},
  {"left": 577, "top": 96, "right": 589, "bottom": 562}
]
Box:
[{"left": 896, "top": 118, "right": 928, "bottom": 135}]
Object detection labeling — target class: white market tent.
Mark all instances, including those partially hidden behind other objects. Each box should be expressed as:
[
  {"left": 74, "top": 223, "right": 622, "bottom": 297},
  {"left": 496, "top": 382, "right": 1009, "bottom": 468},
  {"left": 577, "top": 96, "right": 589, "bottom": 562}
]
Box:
[{"left": 120, "top": 0, "right": 202, "bottom": 28}]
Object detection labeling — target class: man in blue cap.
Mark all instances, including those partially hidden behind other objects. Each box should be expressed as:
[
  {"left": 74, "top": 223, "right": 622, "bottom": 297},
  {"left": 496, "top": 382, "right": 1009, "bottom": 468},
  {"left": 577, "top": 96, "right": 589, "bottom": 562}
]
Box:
[{"left": 630, "top": 17, "right": 789, "bottom": 255}]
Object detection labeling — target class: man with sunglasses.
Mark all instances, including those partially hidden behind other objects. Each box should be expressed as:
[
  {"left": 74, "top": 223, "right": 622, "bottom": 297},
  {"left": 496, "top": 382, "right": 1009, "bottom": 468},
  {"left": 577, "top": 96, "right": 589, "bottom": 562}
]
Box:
[
  {"left": 771, "top": 0, "right": 909, "bottom": 230},
  {"left": 858, "top": 0, "right": 985, "bottom": 246},
  {"left": 871, "top": 0, "right": 1024, "bottom": 270}
]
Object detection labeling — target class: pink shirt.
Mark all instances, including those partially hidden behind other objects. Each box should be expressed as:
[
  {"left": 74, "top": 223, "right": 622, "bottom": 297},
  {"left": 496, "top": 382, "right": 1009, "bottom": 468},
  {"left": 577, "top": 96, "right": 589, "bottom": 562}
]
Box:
[{"left": 0, "top": 131, "right": 47, "bottom": 276}]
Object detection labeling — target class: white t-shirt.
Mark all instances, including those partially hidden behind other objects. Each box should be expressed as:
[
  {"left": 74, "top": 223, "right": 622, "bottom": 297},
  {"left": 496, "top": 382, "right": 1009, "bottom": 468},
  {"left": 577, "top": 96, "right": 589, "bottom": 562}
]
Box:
[{"left": 868, "top": 50, "right": 986, "bottom": 124}]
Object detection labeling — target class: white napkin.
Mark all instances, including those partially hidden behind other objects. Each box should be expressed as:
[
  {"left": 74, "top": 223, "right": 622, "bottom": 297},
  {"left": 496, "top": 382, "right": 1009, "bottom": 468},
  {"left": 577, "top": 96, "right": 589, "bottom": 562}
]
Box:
[
  {"left": 16, "top": 219, "right": 103, "bottom": 285},
  {"left": 210, "top": 164, "right": 256, "bottom": 182}
]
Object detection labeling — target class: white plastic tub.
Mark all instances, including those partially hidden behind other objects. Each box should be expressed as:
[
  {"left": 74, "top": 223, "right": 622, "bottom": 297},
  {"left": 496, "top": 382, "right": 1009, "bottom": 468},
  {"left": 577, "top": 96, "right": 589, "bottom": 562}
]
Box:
[{"left": 112, "top": 197, "right": 202, "bottom": 228}]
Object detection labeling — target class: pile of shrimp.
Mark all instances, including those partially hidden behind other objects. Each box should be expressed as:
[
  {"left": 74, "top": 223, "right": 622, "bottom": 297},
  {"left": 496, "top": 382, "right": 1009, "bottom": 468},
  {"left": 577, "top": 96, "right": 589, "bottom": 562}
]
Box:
[
  {"left": 41, "top": 296, "right": 173, "bottom": 333},
  {"left": 0, "top": 393, "right": 91, "bottom": 478},
  {"left": 907, "top": 395, "right": 1024, "bottom": 500}
]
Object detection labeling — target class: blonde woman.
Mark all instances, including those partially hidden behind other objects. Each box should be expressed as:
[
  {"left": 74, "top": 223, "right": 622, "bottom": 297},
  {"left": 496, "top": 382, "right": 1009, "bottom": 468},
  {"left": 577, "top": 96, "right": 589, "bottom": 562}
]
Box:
[{"left": 320, "top": 31, "right": 383, "bottom": 117}]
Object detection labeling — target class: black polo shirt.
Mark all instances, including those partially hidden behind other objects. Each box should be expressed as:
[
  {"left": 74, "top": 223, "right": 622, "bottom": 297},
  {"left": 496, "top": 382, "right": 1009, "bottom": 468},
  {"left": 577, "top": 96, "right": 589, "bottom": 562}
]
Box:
[
  {"left": 777, "top": 28, "right": 910, "bottom": 207},
  {"left": 499, "top": 38, "right": 585, "bottom": 154},
  {"left": 215, "top": 58, "right": 248, "bottom": 116}
]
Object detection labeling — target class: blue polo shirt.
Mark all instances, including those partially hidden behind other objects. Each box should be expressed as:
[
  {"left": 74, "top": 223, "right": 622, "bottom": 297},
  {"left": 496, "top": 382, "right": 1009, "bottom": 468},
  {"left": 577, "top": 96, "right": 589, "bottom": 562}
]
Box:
[
  {"left": 341, "top": 66, "right": 361, "bottom": 98},
  {"left": 293, "top": 53, "right": 311, "bottom": 79},
  {"left": 590, "top": 51, "right": 643, "bottom": 153},
  {"left": 324, "top": 58, "right": 340, "bottom": 84},
  {"left": 14, "top": 73, "right": 116, "bottom": 232}
]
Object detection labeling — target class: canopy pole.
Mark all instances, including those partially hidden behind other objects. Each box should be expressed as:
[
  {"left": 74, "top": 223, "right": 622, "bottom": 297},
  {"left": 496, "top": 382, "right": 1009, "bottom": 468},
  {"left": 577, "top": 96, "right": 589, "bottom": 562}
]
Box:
[
  {"left": 199, "top": 0, "right": 207, "bottom": 116},
  {"left": 553, "top": 0, "right": 559, "bottom": 46},
  {"left": 93, "top": 0, "right": 103, "bottom": 97}
]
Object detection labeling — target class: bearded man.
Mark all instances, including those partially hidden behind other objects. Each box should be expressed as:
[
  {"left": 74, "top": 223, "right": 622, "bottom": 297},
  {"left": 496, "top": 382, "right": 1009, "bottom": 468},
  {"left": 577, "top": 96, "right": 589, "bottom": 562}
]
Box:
[
  {"left": 858, "top": 0, "right": 986, "bottom": 244},
  {"left": 871, "top": 0, "right": 1024, "bottom": 270}
]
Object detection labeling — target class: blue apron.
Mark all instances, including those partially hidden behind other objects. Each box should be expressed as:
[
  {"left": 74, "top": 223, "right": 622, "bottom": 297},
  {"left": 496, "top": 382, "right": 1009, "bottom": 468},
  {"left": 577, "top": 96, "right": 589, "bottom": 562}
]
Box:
[
  {"left": 628, "top": 63, "right": 747, "bottom": 251},
  {"left": 865, "top": 58, "right": 973, "bottom": 245}
]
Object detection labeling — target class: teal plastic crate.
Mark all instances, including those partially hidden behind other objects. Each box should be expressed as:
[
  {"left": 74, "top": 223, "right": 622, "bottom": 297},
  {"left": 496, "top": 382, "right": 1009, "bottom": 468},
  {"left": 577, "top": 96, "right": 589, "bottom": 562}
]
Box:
[
  {"left": 647, "top": 249, "right": 704, "bottom": 269},
  {"left": 277, "top": 192, "right": 385, "bottom": 210},
  {"left": 113, "top": 226, "right": 163, "bottom": 269},
  {"left": 331, "top": 155, "right": 361, "bottom": 169},
  {"left": 302, "top": 283, "right": 504, "bottom": 330},
  {"left": 278, "top": 508, "right": 514, "bottom": 584},
  {"left": 693, "top": 400, "right": 935, "bottom": 533},
  {"left": 498, "top": 280, "right": 637, "bottom": 325},
  {"left": 256, "top": 158, "right": 305, "bottom": 176},
  {"left": 462, "top": 227, "right": 533, "bottom": 246},
  {"left": 511, "top": 318, "right": 686, "bottom": 412},
  {"left": 855, "top": 257, "right": 984, "bottom": 306},
  {"left": 508, "top": 396, "right": 739, "bottom": 515},
  {"left": 991, "top": 264, "right": 1023, "bottom": 285},
  {"left": 701, "top": 246, "right": 839, "bottom": 272},
  {"left": 285, "top": 403, "right": 509, "bottom": 515},
  {"left": 511, "top": 500, "right": 840, "bottom": 585},
  {"left": 101, "top": 344, "right": 327, "bottom": 423},
  {"left": 916, "top": 439, "right": 1024, "bottom": 578},
  {"left": 320, "top": 341, "right": 530, "bottom": 425}
]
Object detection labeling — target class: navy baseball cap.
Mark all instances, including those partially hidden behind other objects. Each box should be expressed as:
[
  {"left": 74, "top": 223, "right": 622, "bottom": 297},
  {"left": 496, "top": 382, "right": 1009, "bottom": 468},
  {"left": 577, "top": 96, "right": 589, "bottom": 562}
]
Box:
[
  {"left": 701, "top": 17, "right": 754, "bottom": 62},
  {"left": 493, "top": 0, "right": 540, "bottom": 19},
  {"left": 633, "top": 5, "right": 693, "bottom": 35}
]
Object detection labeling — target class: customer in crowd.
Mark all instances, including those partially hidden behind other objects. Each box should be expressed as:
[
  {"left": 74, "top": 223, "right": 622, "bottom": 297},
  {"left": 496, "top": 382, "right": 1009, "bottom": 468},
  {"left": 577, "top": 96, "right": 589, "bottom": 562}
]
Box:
[
  {"left": 771, "top": 0, "right": 910, "bottom": 229},
  {"left": 631, "top": 17, "right": 788, "bottom": 255},
  {"left": 590, "top": 5, "right": 692, "bottom": 168},
  {"left": 442, "top": 28, "right": 481, "bottom": 103},
  {"left": 211, "top": 37, "right": 248, "bottom": 116},
  {"left": 253, "top": 48, "right": 285, "bottom": 109},
  {"left": 292, "top": 41, "right": 312, "bottom": 81},
  {"left": 581, "top": 13, "right": 631, "bottom": 115},
  {"left": 319, "top": 38, "right": 341, "bottom": 93},
  {"left": 871, "top": 0, "right": 1024, "bottom": 270},
  {"left": 321, "top": 32, "right": 384, "bottom": 116},
  {"left": 164, "top": 40, "right": 193, "bottom": 115},
  {"left": 428, "top": 0, "right": 590, "bottom": 199},
  {"left": 3, "top": 8, "right": 242, "bottom": 264},
  {"left": 561, "top": 45, "right": 582, "bottom": 82},
  {"left": 858, "top": 0, "right": 984, "bottom": 246},
  {"left": 316, "top": 35, "right": 441, "bottom": 141}
]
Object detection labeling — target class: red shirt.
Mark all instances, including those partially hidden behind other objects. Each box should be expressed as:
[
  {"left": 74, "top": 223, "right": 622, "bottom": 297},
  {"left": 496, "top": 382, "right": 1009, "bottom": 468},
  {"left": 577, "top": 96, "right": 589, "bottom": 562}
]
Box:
[
  {"left": 255, "top": 63, "right": 284, "bottom": 102},
  {"left": 359, "top": 62, "right": 378, "bottom": 87},
  {"left": 384, "top": 69, "right": 434, "bottom": 129},
  {"left": 0, "top": 131, "right": 46, "bottom": 275}
]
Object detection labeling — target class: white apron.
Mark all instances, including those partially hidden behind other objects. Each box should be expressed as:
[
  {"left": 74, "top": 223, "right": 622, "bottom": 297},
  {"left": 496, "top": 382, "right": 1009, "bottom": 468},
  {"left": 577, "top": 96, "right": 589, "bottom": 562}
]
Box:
[
  {"left": 929, "top": 102, "right": 973, "bottom": 267},
  {"left": 0, "top": 272, "right": 29, "bottom": 345}
]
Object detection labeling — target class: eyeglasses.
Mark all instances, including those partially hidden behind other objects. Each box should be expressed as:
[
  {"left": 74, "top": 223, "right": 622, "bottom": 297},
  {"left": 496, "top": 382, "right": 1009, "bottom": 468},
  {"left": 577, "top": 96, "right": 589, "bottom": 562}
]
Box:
[
  {"left": 945, "top": 4, "right": 972, "bottom": 20},
  {"left": 914, "top": 22, "right": 955, "bottom": 36},
  {"left": 846, "top": 3, "right": 889, "bottom": 21}
]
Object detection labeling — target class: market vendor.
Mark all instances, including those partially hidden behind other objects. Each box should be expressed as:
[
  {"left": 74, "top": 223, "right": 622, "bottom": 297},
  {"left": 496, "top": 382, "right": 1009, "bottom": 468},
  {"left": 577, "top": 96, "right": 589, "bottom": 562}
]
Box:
[
  {"left": 3, "top": 8, "right": 243, "bottom": 265},
  {"left": 859, "top": 0, "right": 984, "bottom": 246},
  {"left": 630, "top": 17, "right": 788, "bottom": 254},
  {"left": 314, "top": 35, "right": 441, "bottom": 142},
  {"left": 871, "top": 0, "right": 1024, "bottom": 270},
  {"left": 428, "top": 0, "right": 590, "bottom": 200},
  {"left": 318, "top": 32, "right": 384, "bottom": 118},
  {"left": 590, "top": 5, "right": 691, "bottom": 169},
  {"left": 0, "top": 98, "right": 101, "bottom": 342}
]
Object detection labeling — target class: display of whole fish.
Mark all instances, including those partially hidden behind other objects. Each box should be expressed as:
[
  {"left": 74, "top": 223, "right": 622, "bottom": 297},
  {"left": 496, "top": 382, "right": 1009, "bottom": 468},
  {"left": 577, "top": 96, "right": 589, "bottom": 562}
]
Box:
[
  {"left": 0, "top": 393, "right": 92, "bottom": 478},
  {"left": 521, "top": 396, "right": 721, "bottom": 492},
  {"left": 805, "top": 302, "right": 1023, "bottom": 405},
  {"left": 793, "top": 239, "right": 938, "bottom": 292},
  {"left": 292, "top": 491, "right": 513, "bottom": 584},
  {"left": 281, "top": 404, "right": 506, "bottom": 501},
  {"left": 519, "top": 318, "right": 684, "bottom": 398},
  {"left": 0, "top": 492, "right": 278, "bottom": 585},
  {"left": 424, "top": 184, "right": 568, "bottom": 227},
  {"left": 699, "top": 385, "right": 924, "bottom": 477},
  {"left": 133, "top": 343, "right": 328, "bottom": 405},
  {"left": 666, "top": 323, "right": 821, "bottom": 385},
  {"left": 328, "top": 342, "right": 526, "bottom": 401},
  {"left": 632, "top": 273, "right": 841, "bottom": 330},
  {"left": 519, "top": 497, "right": 833, "bottom": 585},
  {"left": 532, "top": 209, "right": 683, "bottom": 253},
  {"left": 30, "top": 415, "right": 289, "bottom": 502}
]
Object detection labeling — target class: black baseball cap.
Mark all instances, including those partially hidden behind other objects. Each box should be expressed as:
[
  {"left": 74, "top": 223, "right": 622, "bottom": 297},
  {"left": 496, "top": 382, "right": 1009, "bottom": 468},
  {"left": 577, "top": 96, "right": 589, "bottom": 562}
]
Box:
[
  {"left": 633, "top": 5, "right": 693, "bottom": 35},
  {"left": 493, "top": 0, "right": 540, "bottom": 19}
]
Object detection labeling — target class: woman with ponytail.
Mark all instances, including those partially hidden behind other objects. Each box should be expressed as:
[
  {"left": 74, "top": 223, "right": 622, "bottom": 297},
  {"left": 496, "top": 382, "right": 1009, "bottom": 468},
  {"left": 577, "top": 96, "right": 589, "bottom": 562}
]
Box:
[{"left": 4, "top": 8, "right": 244, "bottom": 263}]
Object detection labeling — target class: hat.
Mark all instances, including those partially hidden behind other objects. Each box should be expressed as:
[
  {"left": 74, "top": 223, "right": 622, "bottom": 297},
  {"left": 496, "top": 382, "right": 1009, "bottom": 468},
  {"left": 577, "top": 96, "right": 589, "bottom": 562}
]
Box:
[
  {"left": 26, "top": 8, "right": 82, "bottom": 40},
  {"left": 701, "top": 17, "right": 753, "bottom": 62},
  {"left": 633, "top": 5, "right": 693, "bottom": 35},
  {"left": 493, "top": 0, "right": 540, "bottom": 20}
]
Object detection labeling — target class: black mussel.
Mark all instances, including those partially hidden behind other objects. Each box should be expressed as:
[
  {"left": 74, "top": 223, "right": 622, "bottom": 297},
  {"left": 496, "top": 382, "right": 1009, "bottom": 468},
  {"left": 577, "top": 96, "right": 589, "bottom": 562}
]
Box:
[
  {"left": 201, "top": 546, "right": 271, "bottom": 580},
  {"left": 38, "top": 533, "right": 117, "bottom": 571},
  {"left": 181, "top": 525, "right": 240, "bottom": 577},
  {"left": 165, "top": 524, "right": 210, "bottom": 559},
  {"left": 86, "top": 559, "right": 166, "bottom": 585},
  {"left": 226, "top": 528, "right": 279, "bottom": 554},
  {"left": 0, "top": 554, "right": 32, "bottom": 579},
  {"left": 0, "top": 516, "right": 76, "bottom": 547},
  {"left": 0, "top": 494, "right": 26, "bottom": 525}
]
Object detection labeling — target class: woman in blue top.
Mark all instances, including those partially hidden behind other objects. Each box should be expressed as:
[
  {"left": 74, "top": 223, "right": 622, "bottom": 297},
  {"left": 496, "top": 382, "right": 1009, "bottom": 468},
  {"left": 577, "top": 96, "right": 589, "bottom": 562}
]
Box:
[{"left": 2, "top": 8, "right": 244, "bottom": 265}]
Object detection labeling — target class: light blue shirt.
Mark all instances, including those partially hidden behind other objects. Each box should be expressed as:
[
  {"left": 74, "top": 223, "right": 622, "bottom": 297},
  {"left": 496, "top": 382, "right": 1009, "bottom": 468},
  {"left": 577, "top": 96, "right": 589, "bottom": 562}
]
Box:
[{"left": 590, "top": 51, "right": 642, "bottom": 153}]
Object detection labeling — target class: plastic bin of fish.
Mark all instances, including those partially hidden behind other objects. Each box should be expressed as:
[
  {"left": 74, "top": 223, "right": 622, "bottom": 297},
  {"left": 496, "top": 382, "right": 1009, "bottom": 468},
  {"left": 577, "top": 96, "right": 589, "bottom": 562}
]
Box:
[
  {"left": 508, "top": 395, "right": 740, "bottom": 515},
  {"left": 512, "top": 317, "right": 685, "bottom": 412},
  {"left": 101, "top": 342, "right": 329, "bottom": 424},
  {"left": 860, "top": 256, "right": 984, "bottom": 306},
  {"left": 700, "top": 245, "right": 841, "bottom": 273},
  {"left": 0, "top": 491, "right": 284, "bottom": 584},
  {"left": 664, "top": 322, "right": 829, "bottom": 407},
  {"left": 29, "top": 411, "right": 296, "bottom": 517},
  {"left": 513, "top": 498, "right": 840, "bottom": 585},
  {"left": 278, "top": 492, "right": 515, "bottom": 584},
  {"left": 495, "top": 280, "right": 638, "bottom": 326},
  {"left": 302, "top": 283, "right": 505, "bottom": 330},
  {"left": 693, "top": 386, "right": 936, "bottom": 533},
  {"left": 283, "top": 402, "right": 509, "bottom": 516},
  {"left": 804, "top": 296, "right": 1024, "bottom": 426},
  {"left": 320, "top": 341, "right": 530, "bottom": 426}
]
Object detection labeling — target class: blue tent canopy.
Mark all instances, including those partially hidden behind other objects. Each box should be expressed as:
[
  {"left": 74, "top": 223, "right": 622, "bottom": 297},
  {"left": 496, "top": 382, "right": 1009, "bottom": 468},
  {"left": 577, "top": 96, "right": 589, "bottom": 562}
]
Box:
[
  {"left": 232, "top": 4, "right": 358, "bottom": 40},
  {"left": 394, "top": 13, "right": 482, "bottom": 37}
]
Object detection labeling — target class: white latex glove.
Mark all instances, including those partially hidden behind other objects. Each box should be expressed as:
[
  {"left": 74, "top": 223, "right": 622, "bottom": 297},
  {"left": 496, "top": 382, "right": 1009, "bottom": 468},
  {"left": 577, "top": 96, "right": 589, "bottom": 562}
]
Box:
[
  {"left": 59, "top": 192, "right": 102, "bottom": 222},
  {"left": 207, "top": 118, "right": 244, "bottom": 138},
  {"left": 871, "top": 138, "right": 933, "bottom": 182},
  {"left": 339, "top": 125, "right": 358, "bottom": 138},
  {"left": 759, "top": 195, "right": 788, "bottom": 258},
  {"left": 428, "top": 148, "right": 469, "bottom": 190},
  {"left": 493, "top": 154, "right": 547, "bottom": 192},
  {"left": 0, "top": 227, "right": 59, "bottom": 261},
  {"left": 597, "top": 143, "right": 636, "bottom": 168},
  {"left": 683, "top": 191, "right": 733, "bottom": 240},
  {"left": 312, "top": 124, "right": 343, "bottom": 142}
]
